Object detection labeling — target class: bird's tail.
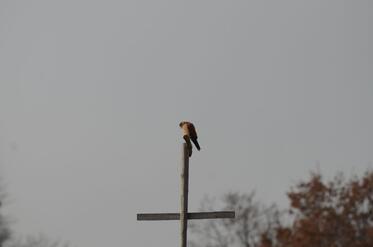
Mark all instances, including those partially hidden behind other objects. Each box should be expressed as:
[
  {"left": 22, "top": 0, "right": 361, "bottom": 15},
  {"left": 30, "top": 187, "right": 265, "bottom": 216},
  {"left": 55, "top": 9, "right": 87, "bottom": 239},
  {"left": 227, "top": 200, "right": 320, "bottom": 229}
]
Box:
[{"left": 192, "top": 139, "right": 201, "bottom": 151}]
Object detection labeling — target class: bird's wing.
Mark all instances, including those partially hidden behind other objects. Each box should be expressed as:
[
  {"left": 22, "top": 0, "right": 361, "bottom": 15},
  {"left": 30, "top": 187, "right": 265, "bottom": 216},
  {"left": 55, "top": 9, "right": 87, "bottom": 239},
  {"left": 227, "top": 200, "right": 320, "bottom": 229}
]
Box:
[{"left": 188, "top": 123, "right": 198, "bottom": 139}]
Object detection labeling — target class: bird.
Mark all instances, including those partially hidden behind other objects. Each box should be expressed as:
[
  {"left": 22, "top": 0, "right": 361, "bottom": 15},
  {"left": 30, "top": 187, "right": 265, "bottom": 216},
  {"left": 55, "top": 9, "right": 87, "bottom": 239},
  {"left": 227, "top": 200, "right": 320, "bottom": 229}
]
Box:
[{"left": 179, "top": 121, "right": 200, "bottom": 156}]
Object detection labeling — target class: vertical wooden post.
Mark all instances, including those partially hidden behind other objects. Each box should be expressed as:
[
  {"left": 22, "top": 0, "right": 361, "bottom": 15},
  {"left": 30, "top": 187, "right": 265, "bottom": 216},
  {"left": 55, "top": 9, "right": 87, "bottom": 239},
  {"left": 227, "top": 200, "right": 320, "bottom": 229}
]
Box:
[{"left": 180, "top": 143, "right": 189, "bottom": 247}]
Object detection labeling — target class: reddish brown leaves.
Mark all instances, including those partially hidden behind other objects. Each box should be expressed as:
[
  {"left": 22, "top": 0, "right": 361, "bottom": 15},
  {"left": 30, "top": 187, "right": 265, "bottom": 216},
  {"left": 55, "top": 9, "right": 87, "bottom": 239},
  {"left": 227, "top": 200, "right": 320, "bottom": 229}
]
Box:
[{"left": 273, "top": 171, "right": 373, "bottom": 247}]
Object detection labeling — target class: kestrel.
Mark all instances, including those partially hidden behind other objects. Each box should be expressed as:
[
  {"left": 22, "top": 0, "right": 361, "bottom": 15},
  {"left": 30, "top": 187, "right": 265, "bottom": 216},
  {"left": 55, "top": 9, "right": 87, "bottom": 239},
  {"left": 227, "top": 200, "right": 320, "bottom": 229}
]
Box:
[{"left": 179, "top": 121, "right": 200, "bottom": 157}]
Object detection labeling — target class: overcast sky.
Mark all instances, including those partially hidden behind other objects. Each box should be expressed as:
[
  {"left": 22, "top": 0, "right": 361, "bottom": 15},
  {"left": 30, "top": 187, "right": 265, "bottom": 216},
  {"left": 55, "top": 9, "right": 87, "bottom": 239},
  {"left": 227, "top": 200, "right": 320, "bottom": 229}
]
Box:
[{"left": 1, "top": 1, "right": 373, "bottom": 247}]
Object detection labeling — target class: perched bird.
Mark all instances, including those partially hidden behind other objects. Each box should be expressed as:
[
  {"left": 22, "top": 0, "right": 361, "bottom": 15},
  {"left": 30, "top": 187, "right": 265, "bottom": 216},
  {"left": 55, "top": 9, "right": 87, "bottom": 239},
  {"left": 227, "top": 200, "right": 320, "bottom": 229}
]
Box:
[{"left": 179, "top": 121, "right": 201, "bottom": 156}]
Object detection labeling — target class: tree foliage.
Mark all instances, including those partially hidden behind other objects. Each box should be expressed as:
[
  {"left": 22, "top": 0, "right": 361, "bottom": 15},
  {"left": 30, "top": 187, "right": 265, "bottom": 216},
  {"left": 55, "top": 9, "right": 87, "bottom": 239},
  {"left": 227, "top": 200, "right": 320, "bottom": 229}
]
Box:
[
  {"left": 273, "top": 171, "right": 373, "bottom": 247},
  {"left": 192, "top": 170, "right": 373, "bottom": 247}
]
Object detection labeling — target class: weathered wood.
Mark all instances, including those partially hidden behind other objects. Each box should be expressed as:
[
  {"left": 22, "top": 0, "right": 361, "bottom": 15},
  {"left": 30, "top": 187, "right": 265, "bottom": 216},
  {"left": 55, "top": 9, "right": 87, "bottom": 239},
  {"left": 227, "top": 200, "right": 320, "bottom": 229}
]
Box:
[
  {"left": 188, "top": 211, "right": 235, "bottom": 219},
  {"left": 180, "top": 143, "right": 189, "bottom": 247},
  {"left": 137, "top": 211, "right": 235, "bottom": 221},
  {"left": 138, "top": 213, "right": 180, "bottom": 221},
  {"left": 136, "top": 142, "right": 236, "bottom": 247}
]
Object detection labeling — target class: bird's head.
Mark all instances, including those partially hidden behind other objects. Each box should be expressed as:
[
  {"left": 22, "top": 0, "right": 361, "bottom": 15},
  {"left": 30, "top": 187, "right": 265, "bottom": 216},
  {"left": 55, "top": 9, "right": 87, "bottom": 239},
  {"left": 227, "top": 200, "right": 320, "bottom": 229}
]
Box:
[{"left": 179, "top": 121, "right": 186, "bottom": 128}]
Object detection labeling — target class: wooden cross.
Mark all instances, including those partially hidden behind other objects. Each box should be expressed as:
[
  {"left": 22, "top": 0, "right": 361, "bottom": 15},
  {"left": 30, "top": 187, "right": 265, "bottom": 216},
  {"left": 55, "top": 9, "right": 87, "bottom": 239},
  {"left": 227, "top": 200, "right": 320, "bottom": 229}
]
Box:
[{"left": 137, "top": 143, "right": 235, "bottom": 247}]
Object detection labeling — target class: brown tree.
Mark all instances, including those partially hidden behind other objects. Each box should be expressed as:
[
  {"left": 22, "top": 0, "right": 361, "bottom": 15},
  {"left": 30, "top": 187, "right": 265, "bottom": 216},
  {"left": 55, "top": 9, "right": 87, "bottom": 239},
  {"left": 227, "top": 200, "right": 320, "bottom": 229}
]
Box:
[
  {"left": 191, "top": 171, "right": 373, "bottom": 247},
  {"left": 273, "top": 171, "right": 373, "bottom": 247}
]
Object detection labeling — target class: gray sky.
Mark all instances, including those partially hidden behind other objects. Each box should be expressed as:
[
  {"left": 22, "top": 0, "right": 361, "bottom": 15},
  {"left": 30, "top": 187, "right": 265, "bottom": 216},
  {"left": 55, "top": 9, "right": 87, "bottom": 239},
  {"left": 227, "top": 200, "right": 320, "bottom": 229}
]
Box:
[{"left": 1, "top": 1, "right": 373, "bottom": 246}]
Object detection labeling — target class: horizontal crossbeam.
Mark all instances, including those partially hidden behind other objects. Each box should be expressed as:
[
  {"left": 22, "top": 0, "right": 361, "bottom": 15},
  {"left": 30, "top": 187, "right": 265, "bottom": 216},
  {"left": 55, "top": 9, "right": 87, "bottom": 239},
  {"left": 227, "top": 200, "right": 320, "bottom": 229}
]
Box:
[{"left": 137, "top": 211, "right": 235, "bottom": 221}]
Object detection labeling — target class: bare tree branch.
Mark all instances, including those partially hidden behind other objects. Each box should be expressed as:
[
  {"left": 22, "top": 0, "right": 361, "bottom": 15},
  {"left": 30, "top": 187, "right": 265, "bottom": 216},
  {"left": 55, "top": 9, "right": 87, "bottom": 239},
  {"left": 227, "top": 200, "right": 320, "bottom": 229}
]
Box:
[{"left": 190, "top": 192, "right": 281, "bottom": 247}]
